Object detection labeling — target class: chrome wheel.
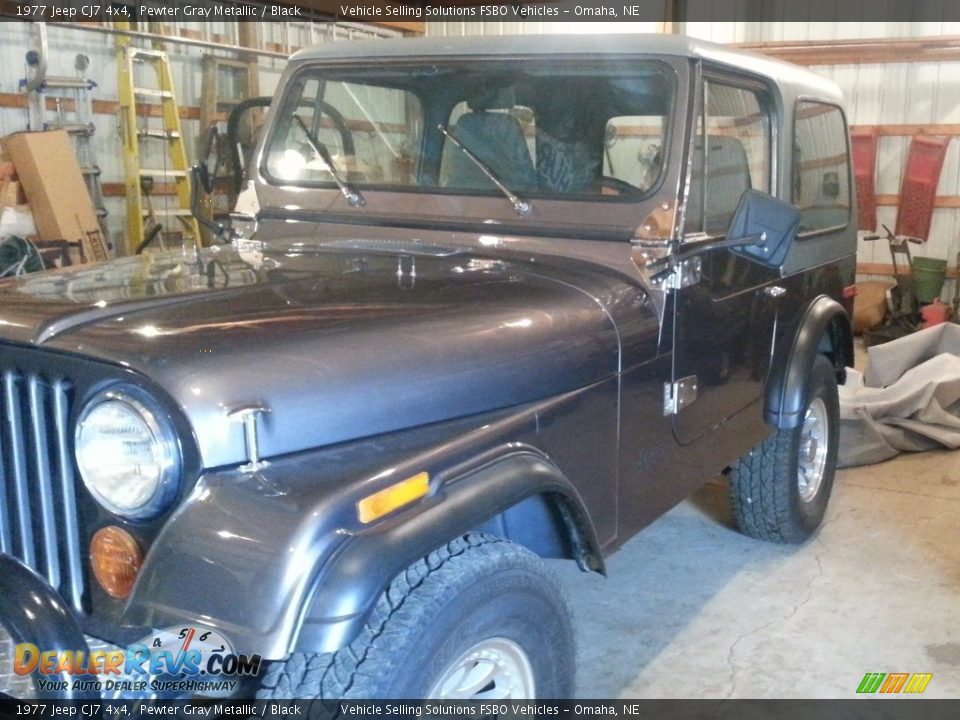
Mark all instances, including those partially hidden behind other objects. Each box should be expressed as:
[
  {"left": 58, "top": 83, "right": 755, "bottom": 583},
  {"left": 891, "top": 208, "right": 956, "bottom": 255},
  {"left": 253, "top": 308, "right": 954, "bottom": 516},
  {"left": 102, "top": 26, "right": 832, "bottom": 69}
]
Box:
[
  {"left": 798, "top": 397, "right": 829, "bottom": 502},
  {"left": 428, "top": 637, "right": 535, "bottom": 700}
]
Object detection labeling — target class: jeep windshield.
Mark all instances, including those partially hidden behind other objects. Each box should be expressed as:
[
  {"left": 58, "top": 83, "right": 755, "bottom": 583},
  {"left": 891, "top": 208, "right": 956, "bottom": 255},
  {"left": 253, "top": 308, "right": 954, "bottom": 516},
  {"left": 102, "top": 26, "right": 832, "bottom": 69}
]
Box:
[{"left": 262, "top": 59, "right": 676, "bottom": 208}]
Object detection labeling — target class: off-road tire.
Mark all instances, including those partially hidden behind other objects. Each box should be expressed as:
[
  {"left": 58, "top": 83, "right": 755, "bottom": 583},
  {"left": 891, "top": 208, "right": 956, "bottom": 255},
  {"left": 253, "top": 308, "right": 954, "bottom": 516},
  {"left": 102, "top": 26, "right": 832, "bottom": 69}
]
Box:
[
  {"left": 255, "top": 533, "right": 574, "bottom": 700},
  {"left": 730, "top": 355, "right": 839, "bottom": 543}
]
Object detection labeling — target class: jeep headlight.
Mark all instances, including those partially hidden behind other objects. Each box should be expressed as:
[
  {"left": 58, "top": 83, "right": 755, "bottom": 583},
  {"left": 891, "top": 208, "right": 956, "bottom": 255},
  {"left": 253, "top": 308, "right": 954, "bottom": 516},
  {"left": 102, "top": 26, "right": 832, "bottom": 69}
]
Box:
[{"left": 75, "top": 388, "right": 180, "bottom": 519}]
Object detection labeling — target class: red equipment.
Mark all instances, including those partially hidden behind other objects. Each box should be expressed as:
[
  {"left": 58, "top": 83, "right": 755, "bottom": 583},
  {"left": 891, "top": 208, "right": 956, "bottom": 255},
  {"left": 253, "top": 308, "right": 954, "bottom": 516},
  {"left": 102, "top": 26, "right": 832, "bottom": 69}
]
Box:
[{"left": 895, "top": 135, "right": 950, "bottom": 242}]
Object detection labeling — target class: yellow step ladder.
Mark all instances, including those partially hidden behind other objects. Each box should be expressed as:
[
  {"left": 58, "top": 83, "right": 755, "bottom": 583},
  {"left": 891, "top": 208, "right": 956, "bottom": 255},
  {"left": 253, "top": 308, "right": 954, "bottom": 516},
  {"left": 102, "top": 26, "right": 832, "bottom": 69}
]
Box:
[{"left": 115, "top": 22, "right": 200, "bottom": 255}]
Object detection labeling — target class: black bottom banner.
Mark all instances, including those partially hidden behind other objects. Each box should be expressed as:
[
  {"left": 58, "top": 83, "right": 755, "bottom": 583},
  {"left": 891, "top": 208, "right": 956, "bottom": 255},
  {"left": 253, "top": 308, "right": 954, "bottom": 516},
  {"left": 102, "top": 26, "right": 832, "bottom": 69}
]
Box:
[{"left": 1, "top": 700, "right": 960, "bottom": 720}]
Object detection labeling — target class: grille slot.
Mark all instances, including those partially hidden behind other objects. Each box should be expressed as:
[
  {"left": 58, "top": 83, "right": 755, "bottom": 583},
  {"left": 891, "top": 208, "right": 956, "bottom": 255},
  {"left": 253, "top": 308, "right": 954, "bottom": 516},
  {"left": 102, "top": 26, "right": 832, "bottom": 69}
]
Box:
[{"left": 0, "top": 369, "right": 85, "bottom": 612}]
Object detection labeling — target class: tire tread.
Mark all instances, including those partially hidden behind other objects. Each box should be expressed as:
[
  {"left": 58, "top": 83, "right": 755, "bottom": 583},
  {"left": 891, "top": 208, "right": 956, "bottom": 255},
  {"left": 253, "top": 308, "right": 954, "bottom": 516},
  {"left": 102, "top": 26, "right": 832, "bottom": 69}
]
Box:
[
  {"left": 729, "top": 418, "right": 796, "bottom": 542},
  {"left": 730, "top": 355, "right": 838, "bottom": 544},
  {"left": 255, "top": 533, "right": 528, "bottom": 700}
]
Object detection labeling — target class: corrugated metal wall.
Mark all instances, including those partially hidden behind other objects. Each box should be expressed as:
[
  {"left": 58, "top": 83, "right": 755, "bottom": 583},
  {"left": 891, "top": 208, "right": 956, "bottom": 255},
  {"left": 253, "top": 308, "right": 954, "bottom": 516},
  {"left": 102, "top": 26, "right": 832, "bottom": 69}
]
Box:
[
  {"left": 0, "top": 21, "right": 396, "bottom": 253},
  {"left": 428, "top": 21, "right": 960, "bottom": 301}
]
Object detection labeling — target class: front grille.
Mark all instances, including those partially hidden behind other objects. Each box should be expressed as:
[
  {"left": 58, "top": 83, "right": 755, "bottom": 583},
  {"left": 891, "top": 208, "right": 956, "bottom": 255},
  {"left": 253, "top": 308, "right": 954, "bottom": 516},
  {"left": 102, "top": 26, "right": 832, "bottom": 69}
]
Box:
[{"left": 0, "top": 368, "right": 85, "bottom": 612}]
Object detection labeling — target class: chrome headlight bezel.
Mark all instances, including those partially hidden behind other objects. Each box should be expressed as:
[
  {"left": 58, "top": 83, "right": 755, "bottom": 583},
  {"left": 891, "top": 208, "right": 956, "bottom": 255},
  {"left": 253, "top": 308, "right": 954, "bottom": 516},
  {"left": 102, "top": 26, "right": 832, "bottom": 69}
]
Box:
[{"left": 74, "top": 386, "right": 181, "bottom": 520}]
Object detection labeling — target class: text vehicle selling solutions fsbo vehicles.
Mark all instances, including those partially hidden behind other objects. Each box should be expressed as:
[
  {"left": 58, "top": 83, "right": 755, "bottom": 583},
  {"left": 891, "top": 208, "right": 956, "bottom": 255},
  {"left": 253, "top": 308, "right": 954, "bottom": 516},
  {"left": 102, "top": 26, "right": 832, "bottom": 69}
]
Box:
[{"left": 0, "top": 34, "right": 856, "bottom": 699}]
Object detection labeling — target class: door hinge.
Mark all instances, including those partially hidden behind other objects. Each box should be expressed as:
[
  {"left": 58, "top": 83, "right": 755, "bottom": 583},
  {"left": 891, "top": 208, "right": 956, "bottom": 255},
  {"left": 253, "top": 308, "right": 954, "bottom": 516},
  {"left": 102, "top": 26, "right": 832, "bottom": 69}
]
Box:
[{"left": 663, "top": 375, "right": 698, "bottom": 416}]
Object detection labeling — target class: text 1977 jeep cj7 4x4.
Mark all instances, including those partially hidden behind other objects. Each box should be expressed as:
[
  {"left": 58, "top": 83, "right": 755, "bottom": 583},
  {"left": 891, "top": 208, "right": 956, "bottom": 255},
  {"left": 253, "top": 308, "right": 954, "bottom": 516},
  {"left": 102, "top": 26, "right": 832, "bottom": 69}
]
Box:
[{"left": 0, "top": 34, "right": 855, "bottom": 700}]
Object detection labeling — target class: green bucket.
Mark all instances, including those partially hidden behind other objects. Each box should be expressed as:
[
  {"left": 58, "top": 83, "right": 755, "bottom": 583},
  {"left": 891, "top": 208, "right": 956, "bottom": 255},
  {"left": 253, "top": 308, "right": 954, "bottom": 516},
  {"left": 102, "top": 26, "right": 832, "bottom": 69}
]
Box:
[{"left": 912, "top": 256, "right": 947, "bottom": 303}]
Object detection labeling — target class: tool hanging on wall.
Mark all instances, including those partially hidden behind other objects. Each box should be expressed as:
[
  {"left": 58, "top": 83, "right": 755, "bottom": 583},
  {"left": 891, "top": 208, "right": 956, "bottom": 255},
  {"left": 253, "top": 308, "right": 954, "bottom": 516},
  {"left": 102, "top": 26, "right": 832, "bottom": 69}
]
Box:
[
  {"left": 115, "top": 20, "right": 200, "bottom": 256},
  {"left": 22, "top": 22, "right": 108, "bottom": 233}
]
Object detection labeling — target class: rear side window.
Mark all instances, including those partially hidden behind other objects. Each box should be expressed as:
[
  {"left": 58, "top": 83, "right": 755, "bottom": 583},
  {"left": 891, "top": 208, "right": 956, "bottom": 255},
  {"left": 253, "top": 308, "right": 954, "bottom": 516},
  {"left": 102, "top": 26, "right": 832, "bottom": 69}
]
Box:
[
  {"left": 793, "top": 101, "right": 851, "bottom": 233},
  {"left": 686, "top": 80, "right": 771, "bottom": 236}
]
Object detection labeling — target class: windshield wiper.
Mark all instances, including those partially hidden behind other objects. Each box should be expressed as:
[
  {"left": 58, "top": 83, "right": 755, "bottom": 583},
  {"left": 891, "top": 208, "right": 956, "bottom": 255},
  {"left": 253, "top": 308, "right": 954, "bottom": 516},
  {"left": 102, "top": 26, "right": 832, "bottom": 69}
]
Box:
[
  {"left": 293, "top": 114, "right": 366, "bottom": 208},
  {"left": 436, "top": 123, "right": 531, "bottom": 216}
]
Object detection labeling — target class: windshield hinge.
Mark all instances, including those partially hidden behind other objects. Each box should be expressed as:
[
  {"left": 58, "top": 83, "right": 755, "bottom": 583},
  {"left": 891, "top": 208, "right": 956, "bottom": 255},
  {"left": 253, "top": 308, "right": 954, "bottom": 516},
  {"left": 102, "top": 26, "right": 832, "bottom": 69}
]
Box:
[
  {"left": 651, "top": 255, "right": 702, "bottom": 290},
  {"left": 663, "top": 376, "right": 698, "bottom": 416}
]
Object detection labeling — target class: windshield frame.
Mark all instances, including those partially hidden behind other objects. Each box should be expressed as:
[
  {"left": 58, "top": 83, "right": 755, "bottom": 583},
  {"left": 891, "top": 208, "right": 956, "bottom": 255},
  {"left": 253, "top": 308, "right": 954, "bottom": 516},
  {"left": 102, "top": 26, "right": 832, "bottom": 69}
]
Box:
[{"left": 253, "top": 53, "right": 690, "bottom": 239}]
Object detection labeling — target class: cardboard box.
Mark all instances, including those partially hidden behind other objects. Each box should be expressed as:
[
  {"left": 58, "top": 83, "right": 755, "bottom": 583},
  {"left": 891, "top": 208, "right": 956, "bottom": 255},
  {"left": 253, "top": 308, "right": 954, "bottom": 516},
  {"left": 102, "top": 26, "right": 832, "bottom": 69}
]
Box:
[
  {"left": 4, "top": 130, "right": 108, "bottom": 263},
  {"left": 0, "top": 179, "right": 19, "bottom": 208}
]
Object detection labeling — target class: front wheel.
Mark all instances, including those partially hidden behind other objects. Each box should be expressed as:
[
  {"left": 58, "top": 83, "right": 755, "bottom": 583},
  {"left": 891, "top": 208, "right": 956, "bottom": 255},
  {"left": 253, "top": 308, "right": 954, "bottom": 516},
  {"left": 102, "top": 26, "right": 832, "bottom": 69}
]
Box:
[
  {"left": 730, "top": 354, "right": 840, "bottom": 543},
  {"left": 256, "top": 533, "right": 574, "bottom": 699}
]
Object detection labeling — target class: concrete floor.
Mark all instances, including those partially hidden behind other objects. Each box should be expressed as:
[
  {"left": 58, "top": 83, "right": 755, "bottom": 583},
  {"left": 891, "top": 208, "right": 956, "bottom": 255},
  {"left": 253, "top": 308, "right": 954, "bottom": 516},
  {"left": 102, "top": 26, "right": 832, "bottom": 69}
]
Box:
[{"left": 558, "top": 446, "right": 960, "bottom": 699}]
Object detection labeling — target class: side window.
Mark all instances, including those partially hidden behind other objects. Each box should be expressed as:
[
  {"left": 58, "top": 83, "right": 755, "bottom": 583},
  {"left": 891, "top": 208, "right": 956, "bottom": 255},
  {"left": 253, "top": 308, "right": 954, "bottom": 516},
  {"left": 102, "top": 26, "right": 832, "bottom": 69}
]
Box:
[
  {"left": 686, "top": 79, "right": 771, "bottom": 236},
  {"left": 603, "top": 115, "right": 667, "bottom": 194},
  {"left": 793, "top": 101, "right": 850, "bottom": 233}
]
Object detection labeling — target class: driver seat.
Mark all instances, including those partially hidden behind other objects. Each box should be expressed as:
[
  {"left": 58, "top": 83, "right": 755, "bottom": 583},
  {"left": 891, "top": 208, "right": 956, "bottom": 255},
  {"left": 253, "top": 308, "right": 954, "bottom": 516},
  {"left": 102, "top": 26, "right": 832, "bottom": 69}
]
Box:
[{"left": 441, "top": 89, "right": 537, "bottom": 192}]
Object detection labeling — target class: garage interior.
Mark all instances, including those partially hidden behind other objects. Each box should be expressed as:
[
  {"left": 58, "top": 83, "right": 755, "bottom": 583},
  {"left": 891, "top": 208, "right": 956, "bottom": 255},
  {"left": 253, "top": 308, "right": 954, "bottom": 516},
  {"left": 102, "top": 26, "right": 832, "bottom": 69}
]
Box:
[{"left": 0, "top": 3, "right": 959, "bottom": 701}]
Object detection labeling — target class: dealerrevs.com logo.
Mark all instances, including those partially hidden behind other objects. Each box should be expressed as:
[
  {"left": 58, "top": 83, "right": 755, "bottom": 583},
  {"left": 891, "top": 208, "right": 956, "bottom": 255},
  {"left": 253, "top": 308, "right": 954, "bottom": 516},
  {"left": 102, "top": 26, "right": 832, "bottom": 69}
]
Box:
[{"left": 14, "top": 626, "right": 262, "bottom": 696}]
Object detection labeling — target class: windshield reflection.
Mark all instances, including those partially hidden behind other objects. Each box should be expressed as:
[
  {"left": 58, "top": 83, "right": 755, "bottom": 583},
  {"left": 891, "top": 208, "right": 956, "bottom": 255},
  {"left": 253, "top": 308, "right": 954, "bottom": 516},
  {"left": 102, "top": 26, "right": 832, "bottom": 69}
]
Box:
[{"left": 263, "top": 59, "right": 675, "bottom": 204}]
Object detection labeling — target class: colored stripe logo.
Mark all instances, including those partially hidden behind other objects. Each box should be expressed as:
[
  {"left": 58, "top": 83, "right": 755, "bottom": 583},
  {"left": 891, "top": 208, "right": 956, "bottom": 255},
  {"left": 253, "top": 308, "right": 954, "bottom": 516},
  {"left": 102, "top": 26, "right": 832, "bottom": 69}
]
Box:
[{"left": 857, "top": 672, "right": 933, "bottom": 694}]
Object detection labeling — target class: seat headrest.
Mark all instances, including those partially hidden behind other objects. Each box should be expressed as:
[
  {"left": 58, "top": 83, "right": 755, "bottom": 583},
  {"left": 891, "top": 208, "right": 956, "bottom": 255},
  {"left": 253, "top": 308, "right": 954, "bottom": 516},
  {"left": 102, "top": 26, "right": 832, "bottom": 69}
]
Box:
[{"left": 468, "top": 87, "right": 517, "bottom": 113}]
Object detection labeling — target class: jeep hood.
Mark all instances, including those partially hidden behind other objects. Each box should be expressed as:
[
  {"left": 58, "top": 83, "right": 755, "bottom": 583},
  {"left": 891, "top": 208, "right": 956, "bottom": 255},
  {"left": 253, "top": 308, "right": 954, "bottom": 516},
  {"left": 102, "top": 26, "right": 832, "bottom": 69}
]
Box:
[{"left": 0, "top": 243, "right": 620, "bottom": 467}]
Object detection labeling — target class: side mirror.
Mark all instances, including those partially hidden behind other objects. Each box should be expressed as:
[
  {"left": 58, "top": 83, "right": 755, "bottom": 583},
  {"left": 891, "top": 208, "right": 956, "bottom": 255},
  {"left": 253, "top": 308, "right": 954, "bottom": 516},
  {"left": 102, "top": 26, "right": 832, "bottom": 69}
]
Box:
[
  {"left": 727, "top": 189, "right": 800, "bottom": 268},
  {"left": 190, "top": 164, "right": 229, "bottom": 241},
  {"left": 188, "top": 124, "right": 219, "bottom": 246},
  {"left": 196, "top": 124, "right": 220, "bottom": 194},
  {"left": 196, "top": 162, "right": 213, "bottom": 195},
  {"left": 647, "top": 190, "right": 800, "bottom": 287}
]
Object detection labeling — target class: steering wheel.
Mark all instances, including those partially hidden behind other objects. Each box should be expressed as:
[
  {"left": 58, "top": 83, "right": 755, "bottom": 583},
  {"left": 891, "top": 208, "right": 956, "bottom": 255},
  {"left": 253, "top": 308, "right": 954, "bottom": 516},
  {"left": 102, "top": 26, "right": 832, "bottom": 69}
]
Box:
[
  {"left": 299, "top": 101, "right": 367, "bottom": 183},
  {"left": 316, "top": 101, "right": 355, "bottom": 157},
  {"left": 594, "top": 176, "right": 638, "bottom": 196}
]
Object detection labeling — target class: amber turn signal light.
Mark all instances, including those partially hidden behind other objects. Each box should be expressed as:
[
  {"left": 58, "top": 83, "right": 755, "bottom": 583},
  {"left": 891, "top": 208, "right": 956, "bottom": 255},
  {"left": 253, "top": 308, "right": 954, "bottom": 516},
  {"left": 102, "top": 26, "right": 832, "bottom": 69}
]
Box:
[
  {"left": 90, "top": 526, "right": 143, "bottom": 599},
  {"left": 357, "top": 472, "right": 431, "bottom": 524}
]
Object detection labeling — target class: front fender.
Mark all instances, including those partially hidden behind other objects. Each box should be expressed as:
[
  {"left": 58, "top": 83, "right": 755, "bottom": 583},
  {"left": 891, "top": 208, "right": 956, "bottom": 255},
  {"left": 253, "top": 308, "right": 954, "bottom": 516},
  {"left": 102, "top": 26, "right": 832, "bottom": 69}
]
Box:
[
  {"left": 765, "top": 294, "right": 852, "bottom": 429},
  {"left": 294, "top": 451, "right": 599, "bottom": 654},
  {"left": 122, "top": 390, "right": 602, "bottom": 660}
]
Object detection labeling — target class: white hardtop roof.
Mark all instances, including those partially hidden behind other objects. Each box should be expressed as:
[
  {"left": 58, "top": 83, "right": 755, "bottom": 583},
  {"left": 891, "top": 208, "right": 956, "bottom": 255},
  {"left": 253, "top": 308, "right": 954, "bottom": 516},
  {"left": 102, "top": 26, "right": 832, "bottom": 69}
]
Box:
[{"left": 291, "top": 33, "right": 842, "bottom": 102}]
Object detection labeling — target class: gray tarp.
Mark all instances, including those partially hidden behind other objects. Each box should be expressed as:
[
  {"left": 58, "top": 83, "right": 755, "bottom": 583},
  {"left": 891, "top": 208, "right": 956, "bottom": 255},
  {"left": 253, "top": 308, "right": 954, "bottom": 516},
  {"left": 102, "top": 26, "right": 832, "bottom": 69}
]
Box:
[{"left": 838, "top": 323, "right": 960, "bottom": 467}]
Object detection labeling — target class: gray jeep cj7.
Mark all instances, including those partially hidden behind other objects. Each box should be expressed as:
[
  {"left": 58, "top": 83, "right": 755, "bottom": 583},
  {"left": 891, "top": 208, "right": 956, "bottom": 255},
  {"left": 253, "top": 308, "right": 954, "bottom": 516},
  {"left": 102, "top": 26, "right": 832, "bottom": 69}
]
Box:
[{"left": 0, "top": 34, "right": 856, "bottom": 699}]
